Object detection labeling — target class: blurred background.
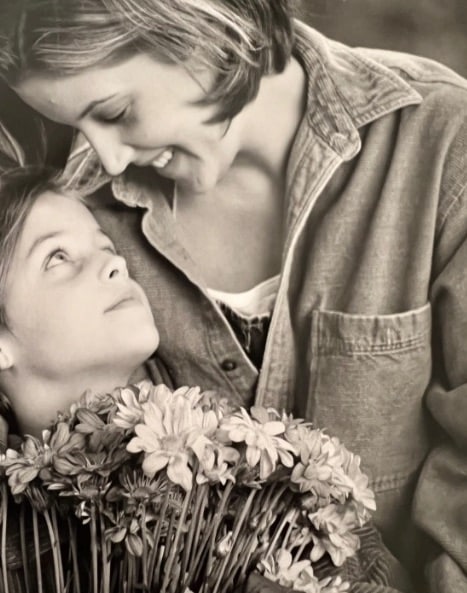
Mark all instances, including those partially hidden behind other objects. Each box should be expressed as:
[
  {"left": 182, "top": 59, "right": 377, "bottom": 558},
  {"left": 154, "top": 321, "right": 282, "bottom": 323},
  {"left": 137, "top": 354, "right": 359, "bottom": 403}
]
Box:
[{"left": 302, "top": 0, "right": 467, "bottom": 77}]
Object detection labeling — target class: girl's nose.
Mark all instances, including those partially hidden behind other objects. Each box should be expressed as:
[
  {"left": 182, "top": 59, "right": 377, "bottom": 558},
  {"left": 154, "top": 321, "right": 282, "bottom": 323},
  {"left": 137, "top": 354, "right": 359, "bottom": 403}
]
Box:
[{"left": 102, "top": 253, "right": 129, "bottom": 281}]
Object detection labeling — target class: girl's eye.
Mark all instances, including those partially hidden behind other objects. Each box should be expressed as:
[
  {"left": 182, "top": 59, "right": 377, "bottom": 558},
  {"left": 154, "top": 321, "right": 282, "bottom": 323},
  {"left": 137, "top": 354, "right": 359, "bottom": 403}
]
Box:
[
  {"left": 100, "top": 242, "right": 117, "bottom": 255},
  {"left": 45, "top": 249, "right": 70, "bottom": 269}
]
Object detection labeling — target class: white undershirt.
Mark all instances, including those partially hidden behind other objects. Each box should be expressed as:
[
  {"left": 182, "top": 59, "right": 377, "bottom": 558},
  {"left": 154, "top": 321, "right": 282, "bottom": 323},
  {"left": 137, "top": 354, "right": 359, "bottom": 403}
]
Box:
[
  {"left": 207, "top": 275, "right": 280, "bottom": 318},
  {"left": 173, "top": 188, "right": 280, "bottom": 318}
]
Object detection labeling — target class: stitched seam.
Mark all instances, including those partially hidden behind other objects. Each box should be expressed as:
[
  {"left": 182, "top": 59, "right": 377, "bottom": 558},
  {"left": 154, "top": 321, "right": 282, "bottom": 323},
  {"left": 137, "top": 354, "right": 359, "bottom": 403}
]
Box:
[
  {"left": 370, "top": 471, "right": 416, "bottom": 492},
  {"left": 390, "top": 64, "right": 467, "bottom": 91},
  {"left": 437, "top": 178, "right": 467, "bottom": 235},
  {"left": 317, "top": 332, "right": 430, "bottom": 355}
]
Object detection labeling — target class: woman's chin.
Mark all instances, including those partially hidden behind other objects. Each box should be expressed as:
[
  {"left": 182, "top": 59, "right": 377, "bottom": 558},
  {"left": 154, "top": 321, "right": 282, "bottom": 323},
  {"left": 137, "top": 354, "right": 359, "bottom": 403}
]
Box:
[
  {"left": 176, "top": 167, "right": 221, "bottom": 194},
  {"left": 155, "top": 153, "right": 221, "bottom": 194}
]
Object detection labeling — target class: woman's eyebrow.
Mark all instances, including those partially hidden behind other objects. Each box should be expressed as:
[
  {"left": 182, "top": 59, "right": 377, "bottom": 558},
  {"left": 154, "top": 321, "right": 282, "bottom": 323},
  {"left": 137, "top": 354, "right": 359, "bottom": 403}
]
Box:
[{"left": 79, "top": 94, "right": 118, "bottom": 119}]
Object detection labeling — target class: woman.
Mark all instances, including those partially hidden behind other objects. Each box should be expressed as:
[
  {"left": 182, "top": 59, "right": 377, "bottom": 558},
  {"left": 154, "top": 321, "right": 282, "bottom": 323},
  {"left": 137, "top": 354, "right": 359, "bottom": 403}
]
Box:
[{"left": 0, "top": 1, "right": 466, "bottom": 591}]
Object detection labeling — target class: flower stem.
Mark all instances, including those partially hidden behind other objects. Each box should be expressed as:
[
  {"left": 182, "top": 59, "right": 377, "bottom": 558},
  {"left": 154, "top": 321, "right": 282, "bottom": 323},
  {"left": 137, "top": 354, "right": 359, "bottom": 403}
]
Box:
[
  {"left": 192, "top": 481, "right": 234, "bottom": 587},
  {"left": 90, "top": 502, "right": 99, "bottom": 593},
  {"left": 233, "top": 482, "right": 288, "bottom": 587},
  {"left": 161, "top": 488, "right": 191, "bottom": 593},
  {"left": 229, "top": 483, "right": 277, "bottom": 589},
  {"left": 139, "top": 503, "right": 148, "bottom": 592},
  {"left": 293, "top": 537, "right": 310, "bottom": 563},
  {"left": 1, "top": 483, "right": 9, "bottom": 593},
  {"left": 127, "top": 554, "right": 135, "bottom": 593},
  {"left": 31, "top": 509, "right": 43, "bottom": 593},
  {"left": 160, "top": 497, "right": 178, "bottom": 583},
  {"left": 281, "top": 508, "right": 299, "bottom": 550},
  {"left": 181, "top": 482, "right": 208, "bottom": 591},
  {"left": 99, "top": 508, "right": 110, "bottom": 593},
  {"left": 231, "top": 528, "right": 261, "bottom": 588},
  {"left": 19, "top": 503, "right": 31, "bottom": 593},
  {"left": 51, "top": 507, "right": 65, "bottom": 592},
  {"left": 210, "top": 488, "right": 257, "bottom": 593},
  {"left": 264, "top": 492, "right": 295, "bottom": 560},
  {"left": 149, "top": 483, "right": 171, "bottom": 588},
  {"left": 67, "top": 516, "right": 81, "bottom": 593},
  {"left": 43, "top": 508, "right": 62, "bottom": 593}
]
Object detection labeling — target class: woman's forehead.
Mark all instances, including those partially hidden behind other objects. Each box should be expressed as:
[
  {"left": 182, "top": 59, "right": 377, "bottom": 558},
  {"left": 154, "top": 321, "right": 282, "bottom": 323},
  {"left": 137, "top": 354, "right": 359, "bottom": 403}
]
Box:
[{"left": 14, "top": 54, "right": 211, "bottom": 123}]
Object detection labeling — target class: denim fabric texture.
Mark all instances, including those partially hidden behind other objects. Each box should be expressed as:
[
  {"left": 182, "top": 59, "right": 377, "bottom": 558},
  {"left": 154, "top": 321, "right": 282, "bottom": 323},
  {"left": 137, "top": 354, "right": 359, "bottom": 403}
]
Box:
[
  {"left": 413, "top": 445, "right": 467, "bottom": 592},
  {"left": 63, "top": 21, "right": 467, "bottom": 591}
]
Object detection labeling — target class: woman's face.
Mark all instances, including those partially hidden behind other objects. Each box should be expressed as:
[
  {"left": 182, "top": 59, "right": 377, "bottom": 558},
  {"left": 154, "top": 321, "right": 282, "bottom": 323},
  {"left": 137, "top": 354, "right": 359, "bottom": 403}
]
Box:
[
  {"left": 14, "top": 54, "right": 242, "bottom": 193},
  {"left": 1, "top": 190, "right": 159, "bottom": 393}
]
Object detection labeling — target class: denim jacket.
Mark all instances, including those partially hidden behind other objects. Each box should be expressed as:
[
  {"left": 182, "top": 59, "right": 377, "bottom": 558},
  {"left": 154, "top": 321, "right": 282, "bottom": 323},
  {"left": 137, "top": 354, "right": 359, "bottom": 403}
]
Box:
[{"left": 64, "top": 21, "right": 467, "bottom": 590}]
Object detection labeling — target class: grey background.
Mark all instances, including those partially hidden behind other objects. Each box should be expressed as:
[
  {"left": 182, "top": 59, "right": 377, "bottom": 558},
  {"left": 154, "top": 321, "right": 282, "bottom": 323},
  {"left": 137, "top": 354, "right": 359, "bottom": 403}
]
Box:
[{"left": 302, "top": 0, "right": 467, "bottom": 77}]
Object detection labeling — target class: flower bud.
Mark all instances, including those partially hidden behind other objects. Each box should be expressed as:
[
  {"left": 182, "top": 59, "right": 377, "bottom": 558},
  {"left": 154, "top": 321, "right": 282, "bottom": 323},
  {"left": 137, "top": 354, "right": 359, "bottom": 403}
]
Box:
[{"left": 215, "top": 532, "right": 233, "bottom": 557}]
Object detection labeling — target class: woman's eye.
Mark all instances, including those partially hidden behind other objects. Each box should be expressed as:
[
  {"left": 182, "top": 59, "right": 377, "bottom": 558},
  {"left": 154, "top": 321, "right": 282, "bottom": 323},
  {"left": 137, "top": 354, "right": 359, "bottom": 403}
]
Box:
[
  {"left": 100, "top": 107, "right": 129, "bottom": 124},
  {"left": 45, "top": 249, "right": 70, "bottom": 269}
]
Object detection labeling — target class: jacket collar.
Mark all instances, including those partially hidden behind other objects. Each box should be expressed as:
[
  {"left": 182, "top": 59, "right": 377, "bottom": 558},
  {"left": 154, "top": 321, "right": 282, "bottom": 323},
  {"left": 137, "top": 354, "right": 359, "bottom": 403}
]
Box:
[{"left": 294, "top": 21, "right": 422, "bottom": 160}]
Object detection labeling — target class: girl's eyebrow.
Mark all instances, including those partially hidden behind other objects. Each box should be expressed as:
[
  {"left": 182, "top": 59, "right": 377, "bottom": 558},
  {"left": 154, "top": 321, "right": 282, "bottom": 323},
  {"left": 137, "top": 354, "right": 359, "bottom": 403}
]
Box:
[
  {"left": 96, "top": 228, "right": 115, "bottom": 245},
  {"left": 26, "top": 231, "right": 63, "bottom": 259},
  {"left": 26, "top": 228, "right": 112, "bottom": 260}
]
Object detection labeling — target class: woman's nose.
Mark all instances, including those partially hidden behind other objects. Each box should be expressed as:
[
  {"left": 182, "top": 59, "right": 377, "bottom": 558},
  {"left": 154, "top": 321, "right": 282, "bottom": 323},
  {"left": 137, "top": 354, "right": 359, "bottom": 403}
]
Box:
[
  {"left": 86, "top": 129, "right": 134, "bottom": 177},
  {"left": 102, "top": 253, "right": 129, "bottom": 281}
]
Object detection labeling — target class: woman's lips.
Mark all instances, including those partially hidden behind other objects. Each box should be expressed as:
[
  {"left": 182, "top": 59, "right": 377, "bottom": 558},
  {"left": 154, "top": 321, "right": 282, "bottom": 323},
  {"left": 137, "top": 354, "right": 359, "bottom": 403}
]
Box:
[{"left": 151, "top": 148, "right": 174, "bottom": 169}]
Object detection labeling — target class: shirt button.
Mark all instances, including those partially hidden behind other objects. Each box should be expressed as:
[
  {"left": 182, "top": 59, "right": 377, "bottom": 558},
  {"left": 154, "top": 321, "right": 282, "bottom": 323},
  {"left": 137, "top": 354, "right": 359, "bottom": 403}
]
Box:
[{"left": 221, "top": 359, "right": 237, "bottom": 372}]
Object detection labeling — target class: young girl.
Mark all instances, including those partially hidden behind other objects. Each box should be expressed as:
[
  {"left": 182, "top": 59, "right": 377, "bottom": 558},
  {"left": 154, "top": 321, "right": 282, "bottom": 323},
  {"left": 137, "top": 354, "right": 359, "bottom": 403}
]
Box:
[{"left": 0, "top": 166, "right": 165, "bottom": 438}]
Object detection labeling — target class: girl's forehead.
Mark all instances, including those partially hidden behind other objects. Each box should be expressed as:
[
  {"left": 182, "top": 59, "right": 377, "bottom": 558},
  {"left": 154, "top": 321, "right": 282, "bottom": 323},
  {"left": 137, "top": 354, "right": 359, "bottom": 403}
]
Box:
[{"left": 22, "top": 191, "right": 96, "bottom": 238}]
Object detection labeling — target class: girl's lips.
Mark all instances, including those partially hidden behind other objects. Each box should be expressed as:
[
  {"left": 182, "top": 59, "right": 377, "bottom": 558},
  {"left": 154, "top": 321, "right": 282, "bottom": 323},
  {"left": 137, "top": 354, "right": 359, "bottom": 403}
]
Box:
[{"left": 104, "top": 289, "right": 140, "bottom": 313}]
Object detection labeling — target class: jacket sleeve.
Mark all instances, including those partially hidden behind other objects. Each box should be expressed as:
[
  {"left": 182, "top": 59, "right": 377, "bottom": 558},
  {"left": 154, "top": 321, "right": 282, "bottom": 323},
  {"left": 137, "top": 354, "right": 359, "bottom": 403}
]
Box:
[
  {"left": 413, "top": 174, "right": 467, "bottom": 592},
  {"left": 414, "top": 445, "right": 467, "bottom": 593},
  {"left": 243, "top": 523, "right": 413, "bottom": 593}
]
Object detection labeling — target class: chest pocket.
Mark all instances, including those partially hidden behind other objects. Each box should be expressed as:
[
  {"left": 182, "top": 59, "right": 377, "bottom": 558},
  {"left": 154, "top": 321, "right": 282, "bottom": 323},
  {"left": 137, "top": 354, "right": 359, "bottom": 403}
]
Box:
[{"left": 306, "top": 303, "right": 432, "bottom": 490}]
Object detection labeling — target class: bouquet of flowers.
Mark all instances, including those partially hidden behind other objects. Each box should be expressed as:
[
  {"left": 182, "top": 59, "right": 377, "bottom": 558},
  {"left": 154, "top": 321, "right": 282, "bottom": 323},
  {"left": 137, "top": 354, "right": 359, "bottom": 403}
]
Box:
[{"left": 0, "top": 383, "right": 376, "bottom": 593}]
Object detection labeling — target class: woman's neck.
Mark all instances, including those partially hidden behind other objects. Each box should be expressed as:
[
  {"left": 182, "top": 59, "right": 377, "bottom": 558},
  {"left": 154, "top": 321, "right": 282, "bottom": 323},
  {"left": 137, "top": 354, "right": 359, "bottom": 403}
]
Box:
[
  {"left": 235, "top": 55, "right": 306, "bottom": 181},
  {"left": 172, "top": 57, "right": 307, "bottom": 292}
]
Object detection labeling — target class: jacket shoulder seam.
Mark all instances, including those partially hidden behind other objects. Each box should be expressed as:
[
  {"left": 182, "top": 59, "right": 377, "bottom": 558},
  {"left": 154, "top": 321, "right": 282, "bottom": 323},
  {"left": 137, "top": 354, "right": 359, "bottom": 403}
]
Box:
[{"left": 438, "top": 179, "right": 467, "bottom": 235}]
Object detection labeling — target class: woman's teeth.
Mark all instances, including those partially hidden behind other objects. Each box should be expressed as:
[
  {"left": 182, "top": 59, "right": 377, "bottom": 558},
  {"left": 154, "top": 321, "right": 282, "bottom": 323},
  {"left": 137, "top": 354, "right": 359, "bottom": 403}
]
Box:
[{"left": 151, "top": 148, "right": 174, "bottom": 169}]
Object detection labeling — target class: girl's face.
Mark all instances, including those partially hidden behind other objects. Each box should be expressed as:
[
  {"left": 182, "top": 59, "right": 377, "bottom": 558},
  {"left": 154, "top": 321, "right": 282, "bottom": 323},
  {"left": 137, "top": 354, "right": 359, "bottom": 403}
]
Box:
[
  {"left": 1, "top": 190, "right": 159, "bottom": 400},
  {"left": 14, "top": 54, "right": 242, "bottom": 193}
]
